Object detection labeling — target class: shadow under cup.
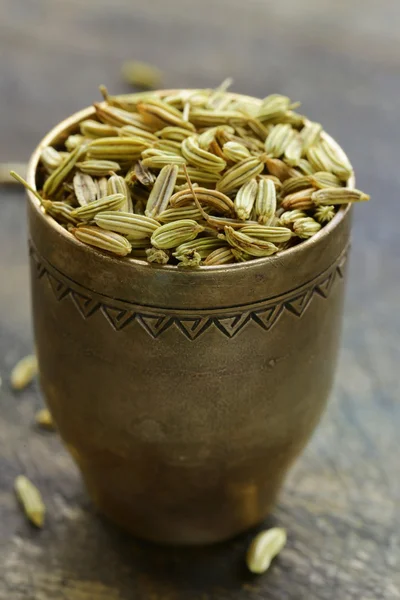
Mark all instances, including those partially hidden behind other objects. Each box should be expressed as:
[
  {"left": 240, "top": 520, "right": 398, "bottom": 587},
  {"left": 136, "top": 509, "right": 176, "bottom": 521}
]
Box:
[{"left": 26, "top": 100, "right": 352, "bottom": 545}]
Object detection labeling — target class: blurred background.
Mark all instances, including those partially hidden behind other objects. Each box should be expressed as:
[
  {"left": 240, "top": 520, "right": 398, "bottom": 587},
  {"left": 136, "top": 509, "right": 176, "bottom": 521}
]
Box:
[{"left": 0, "top": 1, "right": 399, "bottom": 599}]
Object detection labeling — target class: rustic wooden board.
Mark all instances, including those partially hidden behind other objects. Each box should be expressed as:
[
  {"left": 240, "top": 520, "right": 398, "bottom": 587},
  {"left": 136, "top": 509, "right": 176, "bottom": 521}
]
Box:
[{"left": 0, "top": 1, "right": 399, "bottom": 598}]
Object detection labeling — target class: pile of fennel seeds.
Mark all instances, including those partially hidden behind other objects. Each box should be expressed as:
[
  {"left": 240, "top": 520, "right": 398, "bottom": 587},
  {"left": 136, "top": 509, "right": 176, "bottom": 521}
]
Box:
[{"left": 13, "top": 85, "right": 369, "bottom": 266}]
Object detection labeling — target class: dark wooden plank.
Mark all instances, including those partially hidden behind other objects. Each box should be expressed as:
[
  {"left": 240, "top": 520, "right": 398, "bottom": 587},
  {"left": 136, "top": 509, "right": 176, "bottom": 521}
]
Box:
[{"left": 0, "top": 1, "right": 399, "bottom": 598}]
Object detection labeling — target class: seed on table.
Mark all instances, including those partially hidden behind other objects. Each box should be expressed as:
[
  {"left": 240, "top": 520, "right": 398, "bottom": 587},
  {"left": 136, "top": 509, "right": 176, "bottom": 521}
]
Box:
[
  {"left": 15, "top": 475, "right": 46, "bottom": 528},
  {"left": 121, "top": 60, "right": 162, "bottom": 89},
  {"left": 246, "top": 527, "right": 287, "bottom": 574},
  {"left": 10, "top": 355, "right": 38, "bottom": 390},
  {"left": 35, "top": 408, "right": 54, "bottom": 430}
]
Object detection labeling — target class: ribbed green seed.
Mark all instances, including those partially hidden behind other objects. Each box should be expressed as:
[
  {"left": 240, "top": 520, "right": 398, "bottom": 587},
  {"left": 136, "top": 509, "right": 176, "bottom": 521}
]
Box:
[
  {"left": 71, "top": 193, "right": 125, "bottom": 221},
  {"left": 203, "top": 247, "right": 235, "bottom": 265},
  {"left": 216, "top": 157, "right": 265, "bottom": 194},
  {"left": 255, "top": 178, "right": 276, "bottom": 225},
  {"left": 234, "top": 179, "right": 258, "bottom": 221},
  {"left": 76, "top": 160, "right": 121, "bottom": 176},
  {"left": 223, "top": 226, "right": 279, "bottom": 257},
  {"left": 240, "top": 224, "right": 292, "bottom": 242},
  {"left": 43, "top": 145, "right": 87, "bottom": 198},
  {"left": 94, "top": 211, "right": 159, "bottom": 238},
  {"left": 145, "top": 164, "right": 179, "bottom": 218},
  {"left": 293, "top": 217, "right": 322, "bottom": 238},
  {"left": 151, "top": 220, "right": 204, "bottom": 249},
  {"left": 107, "top": 174, "right": 133, "bottom": 212},
  {"left": 311, "top": 187, "right": 369, "bottom": 205},
  {"left": 72, "top": 225, "right": 132, "bottom": 256}
]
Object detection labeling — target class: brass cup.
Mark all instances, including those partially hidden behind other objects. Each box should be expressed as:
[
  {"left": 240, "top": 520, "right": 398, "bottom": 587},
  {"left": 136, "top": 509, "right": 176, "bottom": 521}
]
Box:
[{"left": 27, "top": 94, "right": 352, "bottom": 545}]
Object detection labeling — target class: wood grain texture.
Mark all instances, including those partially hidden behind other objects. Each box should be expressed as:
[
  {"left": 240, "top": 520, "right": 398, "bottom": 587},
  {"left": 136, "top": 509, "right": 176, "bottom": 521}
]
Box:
[{"left": 0, "top": 0, "right": 399, "bottom": 598}]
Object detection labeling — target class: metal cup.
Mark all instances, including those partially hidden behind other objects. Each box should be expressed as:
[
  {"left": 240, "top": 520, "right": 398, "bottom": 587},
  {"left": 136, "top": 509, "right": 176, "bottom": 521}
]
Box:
[{"left": 27, "top": 96, "right": 352, "bottom": 545}]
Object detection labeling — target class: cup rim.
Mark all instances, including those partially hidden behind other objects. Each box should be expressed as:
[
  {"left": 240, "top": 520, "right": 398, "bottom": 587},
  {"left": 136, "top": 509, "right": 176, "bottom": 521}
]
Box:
[{"left": 26, "top": 89, "right": 353, "bottom": 273}]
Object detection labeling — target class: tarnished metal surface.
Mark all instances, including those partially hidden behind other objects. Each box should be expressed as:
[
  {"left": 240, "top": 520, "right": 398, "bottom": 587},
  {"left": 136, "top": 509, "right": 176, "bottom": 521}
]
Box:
[{"left": 27, "top": 99, "right": 351, "bottom": 544}]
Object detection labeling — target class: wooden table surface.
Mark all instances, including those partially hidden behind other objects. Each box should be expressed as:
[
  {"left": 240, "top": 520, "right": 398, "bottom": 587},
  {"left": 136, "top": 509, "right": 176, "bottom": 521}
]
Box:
[{"left": 0, "top": 1, "right": 399, "bottom": 598}]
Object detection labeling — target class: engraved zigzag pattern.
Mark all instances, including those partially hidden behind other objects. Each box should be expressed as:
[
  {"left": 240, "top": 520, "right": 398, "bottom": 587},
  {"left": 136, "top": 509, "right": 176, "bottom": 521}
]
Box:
[{"left": 30, "top": 243, "right": 347, "bottom": 340}]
